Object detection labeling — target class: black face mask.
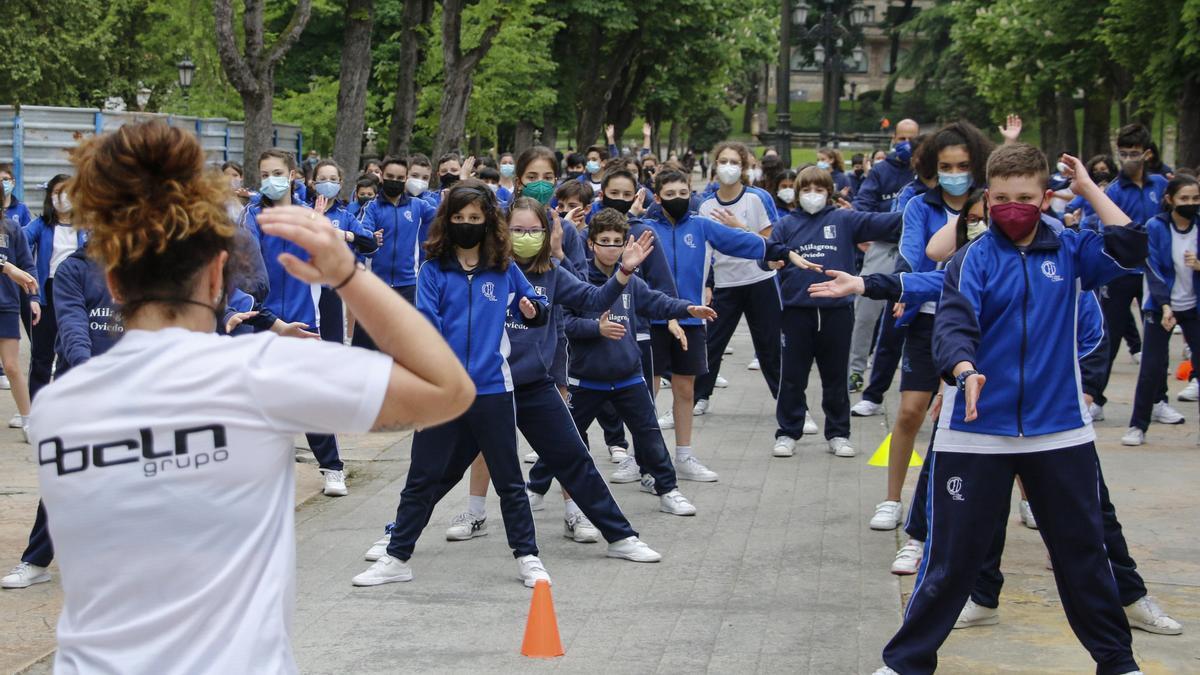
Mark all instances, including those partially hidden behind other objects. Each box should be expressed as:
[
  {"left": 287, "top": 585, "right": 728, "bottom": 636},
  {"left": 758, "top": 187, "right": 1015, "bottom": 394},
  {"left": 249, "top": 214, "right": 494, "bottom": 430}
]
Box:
[
  {"left": 357, "top": 195, "right": 372, "bottom": 206},
  {"left": 602, "top": 196, "right": 634, "bottom": 214},
  {"left": 1092, "top": 172, "right": 1114, "bottom": 185},
  {"left": 1176, "top": 204, "right": 1200, "bottom": 220},
  {"left": 566, "top": 170, "right": 583, "bottom": 180},
  {"left": 440, "top": 173, "right": 460, "bottom": 190},
  {"left": 854, "top": 168, "right": 864, "bottom": 178},
  {"left": 381, "top": 179, "right": 405, "bottom": 199},
  {"left": 661, "top": 197, "right": 690, "bottom": 221},
  {"left": 448, "top": 221, "right": 486, "bottom": 249}
]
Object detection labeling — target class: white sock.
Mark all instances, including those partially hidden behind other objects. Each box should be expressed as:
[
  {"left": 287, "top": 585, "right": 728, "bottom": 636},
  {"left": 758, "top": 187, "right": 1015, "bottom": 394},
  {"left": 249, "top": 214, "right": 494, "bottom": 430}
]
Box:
[
  {"left": 675, "top": 446, "right": 693, "bottom": 462},
  {"left": 563, "top": 499, "right": 582, "bottom": 518},
  {"left": 468, "top": 495, "right": 486, "bottom": 518}
]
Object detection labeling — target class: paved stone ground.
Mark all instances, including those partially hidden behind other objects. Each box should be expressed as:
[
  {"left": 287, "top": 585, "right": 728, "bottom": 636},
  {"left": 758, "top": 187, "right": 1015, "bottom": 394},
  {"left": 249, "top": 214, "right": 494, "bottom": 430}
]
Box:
[{"left": 4, "top": 325, "right": 1200, "bottom": 673}]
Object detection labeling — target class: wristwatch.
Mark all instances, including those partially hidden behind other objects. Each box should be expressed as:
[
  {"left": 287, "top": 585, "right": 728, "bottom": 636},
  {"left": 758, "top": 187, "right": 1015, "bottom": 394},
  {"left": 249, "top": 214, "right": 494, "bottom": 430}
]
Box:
[{"left": 956, "top": 369, "right": 980, "bottom": 392}]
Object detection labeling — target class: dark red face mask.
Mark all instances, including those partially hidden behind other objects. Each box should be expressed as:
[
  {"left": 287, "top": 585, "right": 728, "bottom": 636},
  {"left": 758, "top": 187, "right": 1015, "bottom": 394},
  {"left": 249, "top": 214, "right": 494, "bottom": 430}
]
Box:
[{"left": 990, "top": 201, "right": 1042, "bottom": 241}]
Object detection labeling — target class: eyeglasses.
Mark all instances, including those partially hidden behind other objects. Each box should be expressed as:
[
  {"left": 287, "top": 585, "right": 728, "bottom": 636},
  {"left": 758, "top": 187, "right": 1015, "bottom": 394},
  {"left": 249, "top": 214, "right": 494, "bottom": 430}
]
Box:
[{"left": 511, "top": 229, "right": 544, "bottom": 237}]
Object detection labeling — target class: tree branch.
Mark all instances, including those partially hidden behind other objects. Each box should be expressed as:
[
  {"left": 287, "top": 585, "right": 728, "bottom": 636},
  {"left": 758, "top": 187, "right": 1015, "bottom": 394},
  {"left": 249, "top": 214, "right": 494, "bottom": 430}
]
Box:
[
  {"left": 266, "top": 0, "right": 314, "bottom": 68},
  {"left": 442, "top": 0, "right": 465, "bottom": 69},
  {"left": 243, "top": 0, "right": 265, "bottom": 70},
  {"left": 213, "top": 0, "right": 257, "bottom": 95},
  {"left": 460, "top": 9, "right": 505, "bottom": 71}
]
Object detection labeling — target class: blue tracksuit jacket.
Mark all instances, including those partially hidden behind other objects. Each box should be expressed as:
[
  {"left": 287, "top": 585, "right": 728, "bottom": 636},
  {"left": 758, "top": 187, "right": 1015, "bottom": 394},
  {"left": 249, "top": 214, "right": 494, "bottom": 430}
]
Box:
[
  {"left": 359, "top": 193, "right": 437, "bottom": 288},
  {"left": 52, "top": 248, "right": 123, "bottom": 367},
  {"left": 23, "top": 218, "right": 87, "bottom": 296},
  {"left": 0, "top": 217, "right": 38, "bottom": 307},
  {"left": 1143, "top": 212, "right": 1200, "bottom": 311},
  {"left": 851, "top": 154, "right": 915, "bottom": 213}
]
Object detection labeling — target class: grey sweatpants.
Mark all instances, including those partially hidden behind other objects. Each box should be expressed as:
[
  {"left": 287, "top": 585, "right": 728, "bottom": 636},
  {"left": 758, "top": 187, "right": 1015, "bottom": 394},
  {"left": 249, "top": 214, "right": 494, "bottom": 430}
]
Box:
[{"left": 848, "top": 241, "right": 900, "bottom": 375}]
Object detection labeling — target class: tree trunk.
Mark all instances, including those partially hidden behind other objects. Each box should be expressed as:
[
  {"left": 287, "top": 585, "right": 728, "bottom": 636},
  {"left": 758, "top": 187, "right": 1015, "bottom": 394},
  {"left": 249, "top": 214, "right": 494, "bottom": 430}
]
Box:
[
  {"left": 214, "top": 0, "right": 313, "bottom": 188},
  {"left": 1178, "top": 72, "right": 1200, "bottom": 170},
  {"left": 1055, "top": 91, "right": 1078, "bottom": 155},
  {"left": 667, "top": 119, "right": 680, "bottom": 159},
  {"left": 1081, "top": 80, "right": 1112, "bottom": 161},
  {"left": 541, "top": 112, "right": 557, "bottom": 151},
  {"left": 1036, "top": 89, "right": 1059, "bottom": 157},
  {"left": 742, "top": 71, "right": 758, "bottom": 134},
  {"left": 433, "top": 0, "right": 504, "bottom": 157},
  {"left": 387, "top": 0, "right": 433, "bottom": 156},
  {"left": 332, "top": 0, "right": 374, "bottom": 195},
  {"left": 574, "top": 29, "right": 642, "bottom": 148},
  {"left": 514, "top": 120, "right": 536, "bottom": 155}
]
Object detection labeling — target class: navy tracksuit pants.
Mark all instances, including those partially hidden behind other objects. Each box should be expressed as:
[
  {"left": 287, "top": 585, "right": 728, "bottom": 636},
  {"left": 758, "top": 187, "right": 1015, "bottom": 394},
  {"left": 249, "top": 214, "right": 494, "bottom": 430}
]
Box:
[
  {"left": 318, "top": 287, "right": 344, "bottom": 344},
  {"left": 1128, "top": 308, "right": 1200, "bottom": 431},
  {"left": 883, "top": 443, "right": 1138, "bottom": 675},
  {"left": 1096, "top": 274, "right": 1144, "bottom": 406},
  {"left": 387, "top": 392, "right": 537, "bottom": 561},
  {"left": 776, "top": 305, "right": 853, "bottom": 440},
  {"left": 351, "top": 285, "right": 415, "bottom": 351},
  {"left": 695, "top": 277, "right": 783, "bottom": 402},
  {"left": 20, "top": 501, "right": 53, "bottom": 567},
  {"left": 861, "top": 301, "right": 907, "bottom": 405},
  {"left": 594, "top": 339, "right": 654, "bottom": 451},
  {"left": 536, "top": 382, "right": 678, "bottom": 496},
  {"left": 516, "top": 378, "right": 637, "bottom": 543}
]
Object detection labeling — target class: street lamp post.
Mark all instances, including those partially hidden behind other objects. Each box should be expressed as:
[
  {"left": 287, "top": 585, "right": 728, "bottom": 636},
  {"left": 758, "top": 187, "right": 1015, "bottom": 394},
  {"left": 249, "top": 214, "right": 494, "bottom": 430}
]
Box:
[
  {"left": 177, "top": 57, "right": 196, "bottom": 115},
  {"left": 795, "top": 1, "right": 866, "bottom": 148},
  {"left": 774, "top": 0, "right": 794, "bottom": 166}
]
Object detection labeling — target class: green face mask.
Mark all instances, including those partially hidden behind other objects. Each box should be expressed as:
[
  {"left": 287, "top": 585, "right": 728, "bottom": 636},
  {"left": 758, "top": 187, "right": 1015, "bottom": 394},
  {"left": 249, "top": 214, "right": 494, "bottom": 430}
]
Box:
[
  {"left": 522, "top": 180, "right": 555, "bottom": 205},
  {"left": 511, "top": 231, "right": 546, "bottom": 259}
]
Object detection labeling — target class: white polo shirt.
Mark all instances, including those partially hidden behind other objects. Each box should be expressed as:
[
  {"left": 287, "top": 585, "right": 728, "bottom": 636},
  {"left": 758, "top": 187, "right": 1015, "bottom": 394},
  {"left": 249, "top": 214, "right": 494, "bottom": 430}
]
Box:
[
  {"left": 30, "top": 328, "right": 391, "bottom": 674},
  {"left": 698, "top": 187, "right": 777, "bottom": 288}
]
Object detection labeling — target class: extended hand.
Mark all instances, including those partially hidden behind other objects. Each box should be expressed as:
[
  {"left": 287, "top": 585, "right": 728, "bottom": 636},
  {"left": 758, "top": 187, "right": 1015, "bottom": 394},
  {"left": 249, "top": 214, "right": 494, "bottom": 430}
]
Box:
[
  {"left": 687, "top": 305, "right": 717, "bottom": 321},
  {"left": 963, "top": 373, "right": 986, "bottom": 422},
  {"left": 788, "top": 250, "right": 823, "bottom": 271},
  {"left": 598, "top": 310, "right": 626, "bottom": 340},
  {"left": 807, "top": 269, "right": 866, "bottom": 298}
]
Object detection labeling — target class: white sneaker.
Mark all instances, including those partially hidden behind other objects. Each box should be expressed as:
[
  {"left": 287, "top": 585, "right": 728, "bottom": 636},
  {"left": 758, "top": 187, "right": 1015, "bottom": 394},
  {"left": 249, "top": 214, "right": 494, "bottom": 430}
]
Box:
[
  {"left": 608, "top": 446, "right": 629, "bottom": 463},
  {"left": 954, "top": 599, "right": 1000, "bottom": 629},
  {"left": 869, "top": 501, "right": 902, "bottom": 530},
  {"left": 891, "top": 539, "right": 923, "bottom": 575},
  {"left": 320, "top": 469, "right": 348, "bottom": 497},
  {"left": 352, "top": 555, "right": 413, "bottom": 586},
  {"left": 1132, "top": 351, "right": 1142, "bottom": 363},
  {"left": 674, "top": 455, "right": 718, "bottom": 482},
  {"left": 7, "top": 413, "right": 23, "bottom": 428},
  {"left": 659, "top": 489, "right": 697, "bottom": 516},
  {"left": 772, "top": 436, "right": 796, "bottom": 457},
  {"left": 851, "top": 399, "right": 884, "bottom": 417},
  {"left": 0, "top": 375, "right": 10, "bottom": 390},
  {"left": 803, "top": 413, "right": 818, "bottom": 435},
  {"left": 527, "top": 490, "right": 545, "bottom": 511},
  {"left": 1121, "top": 427, "right": 1145, "bottom": 446},
  {"left": 517, "top": 555, "right": 551, "bottom": 587},
  {"left": 639, "top": 474, "right": 656, "bottom": 494},
  {"left": 610, "top": 456, "right": 641, "bottom": 483},
  {"left": 1018, "top": 499, "right": 1038, "bottom": 529},
  {"left": 724, "top": 345, "right": 734, "bottom": 355},
  {"left": 658, "top": 409, "right": 675, "bottom": 429},
  {"left": 364, "top": 534, "right": 390, "bottom": 562},
  {"left": 1179, "top": 380, "right": 1199, "bottom": 402},
  {"left": 1153, "top": 401, "right": 1185, "bottom": 424},
  {"left": 1125, "top": 595, "right": 1183, "bottom": 635},
  {"left": 1088, "top": 403, "right": 1105, "bottom": 421},
  {"left": 871, "top": 667, "right": 899, "bottom": 675},
  {"left": 693, "top": 399, "right": 710, "bottom": 416},
  {"left": 445, "top": 512, "right": 488, "bottom": 541},
  {"left": 747, "top": 357, "right": 760, "bottom": 370},
  {"left": 828, "top": 437, "right": 855, "bottom": 458},
  {"left": 523, "top": 450, "right": 539, "bottom": 463},
  {"left": 564, "top": 513, "right": 600, "bottom": 543},
  {"left": 606, "top": 536, "right": 662, "bottom": 562},
  {"left": 714, "top": 375, "right": 729, "bottom": 389},
  {"left": 1, "top": 561, "right": 50, "bottom": 589}
]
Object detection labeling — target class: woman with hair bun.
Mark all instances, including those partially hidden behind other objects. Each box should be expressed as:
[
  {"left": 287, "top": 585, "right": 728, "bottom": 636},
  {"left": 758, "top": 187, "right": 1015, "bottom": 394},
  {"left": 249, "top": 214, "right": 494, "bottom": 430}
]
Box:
[{"left": 28, "top": 120, "right": 474, "bottom": 674}]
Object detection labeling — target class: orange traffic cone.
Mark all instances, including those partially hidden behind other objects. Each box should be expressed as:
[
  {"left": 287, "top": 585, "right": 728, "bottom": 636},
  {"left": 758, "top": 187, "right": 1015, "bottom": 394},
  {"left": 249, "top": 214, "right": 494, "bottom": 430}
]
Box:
[
  {"left": 1177, "top": 360, "right": 1192, "bottom": 381},
  {"left": 521, "top": 579, "right": 564, "bottom": 658}
]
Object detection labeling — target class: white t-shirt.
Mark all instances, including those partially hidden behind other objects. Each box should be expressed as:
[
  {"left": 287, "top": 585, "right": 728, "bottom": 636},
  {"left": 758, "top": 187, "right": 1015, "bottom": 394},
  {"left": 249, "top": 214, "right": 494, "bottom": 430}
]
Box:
[
  {"left": 698, "top": 188, "right": 776, "bottom": 288},
  {"left": 50, "top": 225, "right": 78, "bottom": 278},
  {"left": 1170, "top": 224, "right": 1197, "bottom": 312},
  {"left": 30, "top": 328, "right": 391, "bottom": 674}
]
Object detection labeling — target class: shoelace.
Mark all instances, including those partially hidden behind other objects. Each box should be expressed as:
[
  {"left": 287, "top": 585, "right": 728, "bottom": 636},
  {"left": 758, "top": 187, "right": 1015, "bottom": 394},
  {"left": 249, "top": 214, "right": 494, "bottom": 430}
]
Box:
[
  {"left": 451, "top": 512, "right": 482, "bottom": 526},
  {"left": 874, "top": 503, "right": 896, "bottom": 516},
  {"left": 523, "top": 559, "right": 546, "bottom": 575},
  {"left": 7, "top": 562, "right": 29, "bottom": 575},
  {"left": 897, "top": 545, "right": 921, "bottom": 560}
]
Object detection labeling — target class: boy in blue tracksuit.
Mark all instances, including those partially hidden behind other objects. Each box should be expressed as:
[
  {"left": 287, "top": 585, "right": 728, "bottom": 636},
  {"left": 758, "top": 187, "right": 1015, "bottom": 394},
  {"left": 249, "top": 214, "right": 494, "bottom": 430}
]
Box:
[
  {"left": 1124, "top": 175, "right": 1200, "bottom": 445},
  {"left": 354, "top": 181, "right": 554, "bottom": 589},
  {"left": 557, "top": 209, "right": 715, "bottom": 515},
  {"left": 644, "top": 168, "right": 799, "bottom": 482},
  {"left": 874, "top": 146, "right": 1146, "bottom": 675},
  {"left": 1095, "top": 124, "right": 1171, "bottom": 415},
  {"left": 764, "top": 166, "right": 902, "bottom": 458},
  {"left": 356, "top": 156, "right": 437, "bottom": 347},
  {"left": 1, "top": 165, "right": 33, "bottom": 227}
]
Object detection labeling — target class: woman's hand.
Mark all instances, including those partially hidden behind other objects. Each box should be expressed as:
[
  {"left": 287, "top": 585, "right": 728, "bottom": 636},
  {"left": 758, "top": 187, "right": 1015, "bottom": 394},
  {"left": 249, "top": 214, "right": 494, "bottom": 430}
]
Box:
[
  {"left": 598, "top": 311, "right": 626, "bottom": 340},
  {"left": 668, "top": 319, "right": 687, "bottom": 351},
  {"left": 256, "top": 206, "right": 357, "bottom": 287},
  {"left": 807, "top": 270, "right": 866, "bottom": 298}
]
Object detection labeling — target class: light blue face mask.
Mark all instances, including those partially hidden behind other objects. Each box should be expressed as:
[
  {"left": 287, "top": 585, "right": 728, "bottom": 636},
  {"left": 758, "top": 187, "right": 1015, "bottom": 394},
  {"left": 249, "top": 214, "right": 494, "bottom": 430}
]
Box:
[
  {"left": 938, "top": 171, "right": 972, "bottom": 197},
  {"left": 500, "top": 164, "right": 515, "bottom": 178},
  {"left": 586, "top": 160, "right": 601, "bottom": 174},
  {"left": 314, "top": 181, "right": 342, "bottom": 199},
  {"left": 816, "top": 161, "right": 831, "bottom": 171},
  {"left": 1, "top": 179, "right": 12, "bottom": 197},
  {"left": 260, "top": 175, "right": 291, "bottom": 201}
]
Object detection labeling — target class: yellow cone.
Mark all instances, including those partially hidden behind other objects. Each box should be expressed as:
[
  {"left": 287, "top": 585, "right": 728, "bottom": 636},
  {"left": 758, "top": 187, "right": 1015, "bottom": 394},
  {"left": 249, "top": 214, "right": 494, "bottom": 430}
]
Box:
[{"left": 867, "top": 433, "right": 923, "bottom": 467}]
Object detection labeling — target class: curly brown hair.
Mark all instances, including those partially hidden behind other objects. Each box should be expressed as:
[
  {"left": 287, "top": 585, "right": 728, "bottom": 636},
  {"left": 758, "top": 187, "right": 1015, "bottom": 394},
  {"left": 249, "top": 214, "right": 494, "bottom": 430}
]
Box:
[
  {"left": 69, "top": 120, "right": 236, "bottom": 318},
  {"left": 423, "top": 179, "right": 511, "bottom": 271}
]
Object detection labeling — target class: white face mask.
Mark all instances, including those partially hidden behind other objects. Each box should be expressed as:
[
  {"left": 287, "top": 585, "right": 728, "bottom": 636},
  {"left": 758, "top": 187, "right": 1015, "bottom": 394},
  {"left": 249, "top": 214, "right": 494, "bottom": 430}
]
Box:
[
  {"left": 799, "top": 191, "right": 827, "bottom": 215},
  {"left": 748, "top": 167, "right": 762, "bottom": 183},
  {"left": 966, "top": 221, "right": 989, "bottom": 240},
  {"left": 716, "top": 164, "right": 742, "bottom": 186},
  {"left": 406, "top": 178, "right": 429, "bottom": 197},
  {"left": 776, "top": 188, "right": 795, "bottom": 205},
  {"left": 53, "top": 192, "right": 72, "bottom": 214}
]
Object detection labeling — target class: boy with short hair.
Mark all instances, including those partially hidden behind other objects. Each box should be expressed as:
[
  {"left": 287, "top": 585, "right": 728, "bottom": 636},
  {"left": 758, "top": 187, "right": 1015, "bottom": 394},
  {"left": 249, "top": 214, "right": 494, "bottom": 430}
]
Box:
[
  {"left": 405, "top": 153, "right": 439, "bottom": 207},
  {"left": 874, "top": 144, "right": 1146, "bottom": 675}
]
